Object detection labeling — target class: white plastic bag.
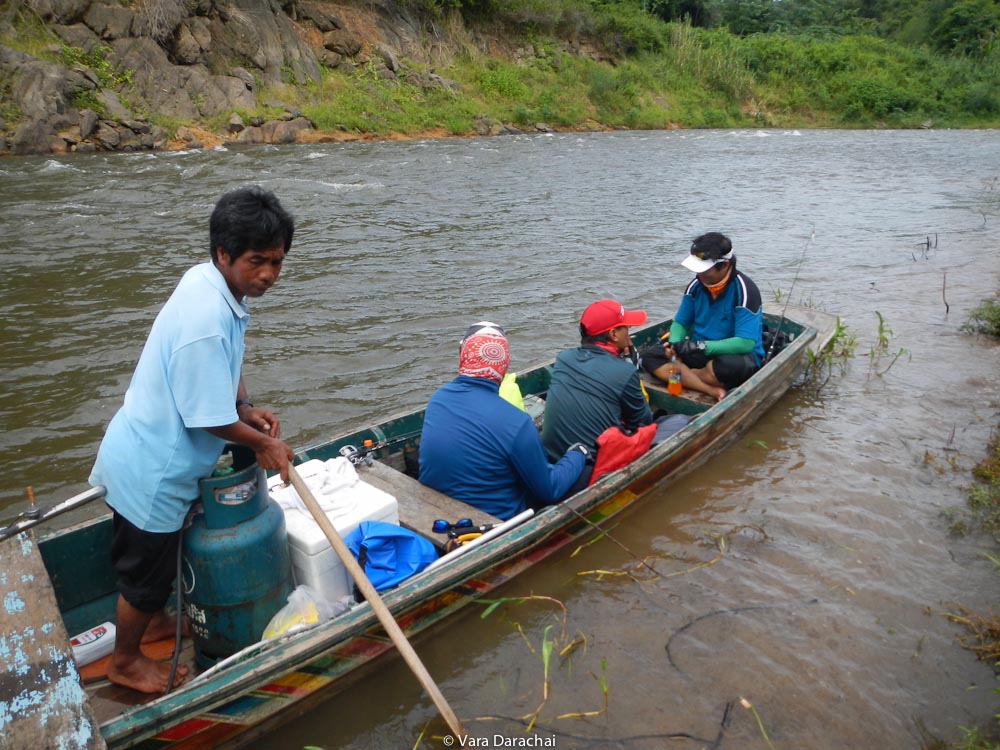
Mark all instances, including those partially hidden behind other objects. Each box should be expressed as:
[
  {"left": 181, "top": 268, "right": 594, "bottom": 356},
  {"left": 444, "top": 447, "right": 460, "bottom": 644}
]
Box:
[
  {"left": 268, "top": 457, "right": 359, "bottom": 514},
  {"left": 263, "top": 585, "right": 346, "bottom": 639}
]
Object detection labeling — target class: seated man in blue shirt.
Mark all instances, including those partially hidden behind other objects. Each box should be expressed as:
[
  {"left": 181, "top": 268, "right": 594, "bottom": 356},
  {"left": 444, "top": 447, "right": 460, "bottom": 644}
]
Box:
[
  {"left": 642, "top": 232, "right": 764, "bottom": 402},
  {"left": 419, "top": 322, "right": 587, "bottom": 520}
]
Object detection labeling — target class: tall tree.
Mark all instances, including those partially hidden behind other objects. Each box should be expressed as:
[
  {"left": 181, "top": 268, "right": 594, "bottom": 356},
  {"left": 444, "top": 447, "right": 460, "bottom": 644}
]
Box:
[
  {"left": 931, "top": 0, "right": 1000, "bottom": 56},
  {"left": 644, "top": 0, "right": 713, "bottom": 26},
  {"left": 713, "top": 0, "right": 776, "bottom": 34}
]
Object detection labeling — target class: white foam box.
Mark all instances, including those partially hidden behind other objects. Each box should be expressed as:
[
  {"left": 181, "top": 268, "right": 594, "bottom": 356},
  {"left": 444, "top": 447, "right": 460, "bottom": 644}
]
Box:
[{"left": 268, "top": 459, "right": 398, "bottom": 603}]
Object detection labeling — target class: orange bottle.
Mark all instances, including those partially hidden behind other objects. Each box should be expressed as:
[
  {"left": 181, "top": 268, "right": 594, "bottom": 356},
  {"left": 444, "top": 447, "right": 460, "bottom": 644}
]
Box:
[{"left": 666, "top": 357, "right": 682, "bottom": 395}]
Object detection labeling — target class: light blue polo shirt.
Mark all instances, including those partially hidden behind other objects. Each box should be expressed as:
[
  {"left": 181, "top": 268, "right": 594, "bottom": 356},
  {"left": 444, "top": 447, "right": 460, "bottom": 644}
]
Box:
[{"left": 89, "top": 262, "right": 248, "bottom": 532}]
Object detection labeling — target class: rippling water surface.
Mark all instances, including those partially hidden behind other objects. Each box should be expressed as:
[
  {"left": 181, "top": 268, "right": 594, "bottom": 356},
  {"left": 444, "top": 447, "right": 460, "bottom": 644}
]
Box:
[{"left": 2, "top": 129, "right": 999, "bottom": 749}]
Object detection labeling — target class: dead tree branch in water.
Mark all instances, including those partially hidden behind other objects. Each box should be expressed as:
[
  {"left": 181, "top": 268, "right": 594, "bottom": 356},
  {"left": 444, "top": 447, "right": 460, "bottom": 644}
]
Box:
[
  {"left": 914, "top": 233, "right": 938, "bottom": 260},
  {"left": 575, "top": 525, "right": 770, "bottom": 583}
]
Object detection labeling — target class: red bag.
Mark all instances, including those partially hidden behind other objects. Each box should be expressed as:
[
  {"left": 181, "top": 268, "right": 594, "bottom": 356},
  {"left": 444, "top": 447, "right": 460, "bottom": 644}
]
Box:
[{"left": 588, "top": 423, "right": 657, "bottom": 485}]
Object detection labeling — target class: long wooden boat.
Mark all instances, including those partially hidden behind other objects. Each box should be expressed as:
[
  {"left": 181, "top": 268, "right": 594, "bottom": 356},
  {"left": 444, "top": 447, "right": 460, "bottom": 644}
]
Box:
[{"left": 1, "top": 304, "right": 836, "bottom": 750}]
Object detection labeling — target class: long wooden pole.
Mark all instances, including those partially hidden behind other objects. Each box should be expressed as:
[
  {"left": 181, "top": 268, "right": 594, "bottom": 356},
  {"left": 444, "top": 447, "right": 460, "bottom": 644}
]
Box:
[{"left": 287, "top": 463, "right": 466, "bottom": 739}]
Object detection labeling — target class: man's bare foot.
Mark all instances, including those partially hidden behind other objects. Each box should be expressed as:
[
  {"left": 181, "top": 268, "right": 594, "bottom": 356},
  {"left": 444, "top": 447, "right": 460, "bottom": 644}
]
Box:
[
  {"left": 142, "top": 609, "right": 192, "bottom": 643},
  {"left": 108, "top": 653, "right": 189, "bottom": 694}
]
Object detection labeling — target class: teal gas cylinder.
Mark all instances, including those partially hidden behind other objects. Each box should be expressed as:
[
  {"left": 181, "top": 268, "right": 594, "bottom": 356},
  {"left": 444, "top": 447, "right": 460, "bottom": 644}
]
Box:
[{"left": 183, "top": 445, "right": 293, "bottom": 667}]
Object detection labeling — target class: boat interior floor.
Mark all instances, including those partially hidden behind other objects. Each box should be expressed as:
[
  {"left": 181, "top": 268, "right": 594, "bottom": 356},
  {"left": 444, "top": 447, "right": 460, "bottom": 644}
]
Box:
[{"left": 84, "top": 637, "right": 199, "bottom": 723}]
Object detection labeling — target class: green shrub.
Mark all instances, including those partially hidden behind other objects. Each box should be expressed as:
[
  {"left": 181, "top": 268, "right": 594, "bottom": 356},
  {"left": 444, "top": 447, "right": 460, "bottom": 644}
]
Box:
[
  {"left": 587, "top": 67, "right": 637, "bottom": 112},
  {"left": 60, "top": 44, "right": 133, "bottom": 90},
  {"left": 840, "top": 77, "right": 913, "bottom": 118},
  {"left": 476, "top": 64, "right": 528, "bottom": 99},
  {"left": 965, "top": 83, "right": 1000, "bottom": 115},
  {"left": 962, "top": 297, "right": 1000, "bottom": 338},
  {"left": 591, "top": 0, "right": 668, "bottom": 55}
]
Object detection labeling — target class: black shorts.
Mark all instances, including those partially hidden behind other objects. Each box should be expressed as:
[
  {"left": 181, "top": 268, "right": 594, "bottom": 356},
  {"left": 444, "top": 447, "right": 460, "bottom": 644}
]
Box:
[
  {"left": 641, "top": 346, "right": 759, "bottom": 391},
  {"left": 111, "top": 511, "right": 181, "bottom": 613},
  {"left": 709, "top": 353, "right": 759, "bottom": 390}
]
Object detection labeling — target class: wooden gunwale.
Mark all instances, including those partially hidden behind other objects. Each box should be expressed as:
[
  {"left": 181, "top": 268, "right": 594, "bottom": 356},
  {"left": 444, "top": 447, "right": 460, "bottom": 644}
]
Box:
[{"left": 30, "top": 309, "right": 827, "bottom": 750}]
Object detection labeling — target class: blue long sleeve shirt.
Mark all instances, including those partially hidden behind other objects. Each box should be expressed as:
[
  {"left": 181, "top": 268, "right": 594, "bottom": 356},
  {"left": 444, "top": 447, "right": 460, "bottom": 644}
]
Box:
[{"left": 419, "top": 376, "right": 585, "bottom": 520}]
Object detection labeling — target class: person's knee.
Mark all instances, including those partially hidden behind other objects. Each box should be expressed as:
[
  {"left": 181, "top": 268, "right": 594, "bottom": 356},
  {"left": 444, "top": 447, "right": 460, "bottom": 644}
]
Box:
[
  {"left": 118, "top": 582, "right": 172, "bottom": 613},
  {"left": 702, "top": 361, "right": 723, "bottom": 387},
  {"left": 652, "top": 414, "right": 691, "bottom": 444}
]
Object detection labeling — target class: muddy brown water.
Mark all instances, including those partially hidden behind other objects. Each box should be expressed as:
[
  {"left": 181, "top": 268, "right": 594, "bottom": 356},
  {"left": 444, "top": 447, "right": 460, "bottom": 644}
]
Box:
[{"left": 1, "top": 129, "right": 999, "bottom": 749}]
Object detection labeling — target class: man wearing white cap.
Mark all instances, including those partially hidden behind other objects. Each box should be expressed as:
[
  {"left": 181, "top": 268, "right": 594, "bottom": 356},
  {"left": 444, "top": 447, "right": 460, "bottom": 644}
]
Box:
[
  {"left": 643, "top": 232, "right": 764, "bottom": 401},
  {"left": 419, "top": 322, "right": 587, "bottom": 520}
]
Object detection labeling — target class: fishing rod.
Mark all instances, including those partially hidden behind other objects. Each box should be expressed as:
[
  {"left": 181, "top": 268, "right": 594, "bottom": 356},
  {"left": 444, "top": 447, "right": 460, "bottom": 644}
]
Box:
[
  {"left": 766, "top": 229, "right": 815, "bottom": 363},
  {"left": 0, "top": 485, "right": 106, "bottom": 542}
]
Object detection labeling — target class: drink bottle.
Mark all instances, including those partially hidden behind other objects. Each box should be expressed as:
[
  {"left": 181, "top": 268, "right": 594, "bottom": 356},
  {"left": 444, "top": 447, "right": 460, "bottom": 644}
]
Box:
[{"left": 666, "top": 357, "right": 682, "bottom": 395}]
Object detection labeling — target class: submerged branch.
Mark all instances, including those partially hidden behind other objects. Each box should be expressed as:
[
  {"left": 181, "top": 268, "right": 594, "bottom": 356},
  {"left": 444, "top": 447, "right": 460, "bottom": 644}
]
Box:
[{"left": 576, "top": 524, "right": 771, "bottom": 582}]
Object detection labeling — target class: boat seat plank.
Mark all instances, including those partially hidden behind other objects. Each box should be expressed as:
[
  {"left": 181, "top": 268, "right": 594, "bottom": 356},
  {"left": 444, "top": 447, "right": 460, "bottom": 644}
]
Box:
[{"left": 357, "top": 461, "right": 502, "bottom": 550}]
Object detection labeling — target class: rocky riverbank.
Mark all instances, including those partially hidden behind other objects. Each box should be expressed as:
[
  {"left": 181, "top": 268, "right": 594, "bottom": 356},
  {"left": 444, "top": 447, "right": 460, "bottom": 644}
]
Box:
[{"left": 1, "top": 0, "right": 573, "bottom": 156}]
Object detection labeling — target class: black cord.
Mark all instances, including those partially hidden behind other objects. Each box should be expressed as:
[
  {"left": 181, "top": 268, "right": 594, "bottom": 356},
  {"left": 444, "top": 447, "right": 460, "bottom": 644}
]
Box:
[{"left": 166, "top": 515, "right": 190, "bottom": 693}]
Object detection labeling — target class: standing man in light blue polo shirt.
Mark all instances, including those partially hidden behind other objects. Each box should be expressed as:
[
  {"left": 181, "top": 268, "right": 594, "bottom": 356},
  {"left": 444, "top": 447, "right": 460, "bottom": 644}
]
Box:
[{"left": 89, "top": 186, "right": 296, "bottom": 694}]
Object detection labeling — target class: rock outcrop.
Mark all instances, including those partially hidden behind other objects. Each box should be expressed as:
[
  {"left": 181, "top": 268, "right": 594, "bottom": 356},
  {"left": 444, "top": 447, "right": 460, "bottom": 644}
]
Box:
[
  {"left": 0, "top": 0, "right": 603, "bottom": 156},
  {"left": 0, "top": 0, "right": 455, "bottom": 155}
]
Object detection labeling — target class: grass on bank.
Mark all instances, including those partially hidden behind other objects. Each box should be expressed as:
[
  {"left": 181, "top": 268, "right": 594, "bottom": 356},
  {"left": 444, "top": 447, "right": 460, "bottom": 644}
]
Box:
[
  {"left": 229, "top": 24, "right": 1000, "bottom": 141},
  {"left": 255, "top": 21, "right": 1000, "bottom": 137},
  {"left": 3, "top": 1, "right": 1000, "bottom": 136}
]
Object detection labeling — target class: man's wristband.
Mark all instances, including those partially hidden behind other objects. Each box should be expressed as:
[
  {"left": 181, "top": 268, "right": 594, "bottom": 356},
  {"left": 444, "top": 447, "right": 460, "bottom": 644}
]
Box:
[{"left": 236, "top": 399, "right": 254, "bottom": 409}]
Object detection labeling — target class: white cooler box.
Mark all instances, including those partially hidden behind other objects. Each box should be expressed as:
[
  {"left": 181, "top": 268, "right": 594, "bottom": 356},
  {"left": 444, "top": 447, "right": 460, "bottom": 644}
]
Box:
[{"left": 268, "top": 458, "right": 398, "bottom": 603}]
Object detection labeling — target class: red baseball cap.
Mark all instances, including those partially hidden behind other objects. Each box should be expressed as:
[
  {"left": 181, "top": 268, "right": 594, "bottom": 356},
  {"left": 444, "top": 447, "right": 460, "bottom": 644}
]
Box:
[{"left": 580, "top": 299, "right": 647, "bottom": 336}]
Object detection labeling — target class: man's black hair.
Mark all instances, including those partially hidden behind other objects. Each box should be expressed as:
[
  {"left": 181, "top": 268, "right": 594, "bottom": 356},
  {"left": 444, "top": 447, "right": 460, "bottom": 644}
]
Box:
[
  {"left": 209, "top": 186, "right": 295, "bottom": 262},
  {"left": 690, "top": 232, "right": 732, "bottom": 260},
  {"left": 691, "top": 231, "right": 737, "bottom": 272},
  {"left": 579, "top": 324, "right": 613, "bottom": 345}
]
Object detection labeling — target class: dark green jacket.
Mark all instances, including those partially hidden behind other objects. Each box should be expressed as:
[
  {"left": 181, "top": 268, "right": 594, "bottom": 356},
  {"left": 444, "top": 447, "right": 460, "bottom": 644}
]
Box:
[{"left": 540, "top": 345, "right": 652, "bottom": 461}]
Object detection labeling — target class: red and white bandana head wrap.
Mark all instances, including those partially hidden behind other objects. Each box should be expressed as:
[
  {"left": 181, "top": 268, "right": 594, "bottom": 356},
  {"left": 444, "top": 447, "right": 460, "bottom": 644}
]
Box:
[{"left": 459, "top": 323, "right": 510, "bottom": 384}]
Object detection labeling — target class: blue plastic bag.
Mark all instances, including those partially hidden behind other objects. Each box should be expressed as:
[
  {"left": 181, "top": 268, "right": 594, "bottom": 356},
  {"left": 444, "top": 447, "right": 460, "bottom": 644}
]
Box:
[{"left": 344, "top": 521, "right": 438, "bottom": 594}]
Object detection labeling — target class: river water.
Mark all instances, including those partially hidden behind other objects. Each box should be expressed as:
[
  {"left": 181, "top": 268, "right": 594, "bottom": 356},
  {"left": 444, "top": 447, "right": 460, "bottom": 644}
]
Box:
[{"left": 1, "top": 129, "right": 999, "bottom": 749}]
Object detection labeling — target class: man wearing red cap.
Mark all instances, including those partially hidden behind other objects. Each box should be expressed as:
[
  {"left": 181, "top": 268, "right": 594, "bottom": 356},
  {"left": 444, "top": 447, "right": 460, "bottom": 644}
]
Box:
[
  {"left": 419, "top": 322, "right": 587, "bottom": 520},
  {"left": 540, "top": 300, "right": 653, "bottom": 471}
]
